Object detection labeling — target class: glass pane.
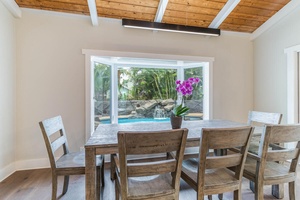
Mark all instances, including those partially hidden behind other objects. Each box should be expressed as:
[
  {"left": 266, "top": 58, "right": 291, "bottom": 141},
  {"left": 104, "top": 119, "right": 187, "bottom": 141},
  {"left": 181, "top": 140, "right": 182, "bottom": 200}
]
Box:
[
  {"left": 94, "top": 62, "right": 111, "bottom": 128},
  {"left": 117, "top": 67, "right": 177, "bottom": 124},
  {"left": 184, "top": 67, "right": 203, "bottom": 120}
]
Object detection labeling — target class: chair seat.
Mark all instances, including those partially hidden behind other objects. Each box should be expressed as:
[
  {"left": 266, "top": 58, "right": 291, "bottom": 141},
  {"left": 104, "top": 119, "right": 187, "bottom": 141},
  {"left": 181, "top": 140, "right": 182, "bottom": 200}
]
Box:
[
  {"left": 56, "top": 151, "right": 103, "bottom": 170},
  {"left": 244, "top": 157, "right": 295, "bottom": 184},
  {"left": 182, "top": 158, "right": 240, "bottom": 193},
  {"left": 126, "top": 173, "right": 175, "bottom": 199}
]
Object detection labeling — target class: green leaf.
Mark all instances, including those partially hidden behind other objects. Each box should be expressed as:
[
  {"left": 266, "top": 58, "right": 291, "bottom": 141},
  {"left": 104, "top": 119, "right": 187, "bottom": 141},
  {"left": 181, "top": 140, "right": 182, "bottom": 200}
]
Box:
[{"left": 172, "top": 104, "right": 189, "bottom": 117}]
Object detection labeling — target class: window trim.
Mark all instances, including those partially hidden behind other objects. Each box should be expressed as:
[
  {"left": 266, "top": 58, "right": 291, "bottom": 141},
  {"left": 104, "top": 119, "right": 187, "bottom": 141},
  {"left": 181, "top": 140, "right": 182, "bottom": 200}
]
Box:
[
  {"left": 83, "top": 49, "right": 214, "bottom": 141},
  {"left": 284, "top": 44, "right": 300, "bottom": 124}
]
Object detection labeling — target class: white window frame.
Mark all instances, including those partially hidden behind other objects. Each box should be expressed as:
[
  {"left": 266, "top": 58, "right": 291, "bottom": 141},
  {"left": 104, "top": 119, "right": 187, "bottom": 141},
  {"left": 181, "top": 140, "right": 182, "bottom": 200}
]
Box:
[
  {"left": 83, "top": 49, "right": 214, "bottom": 141},
  {"left": 284, "top": 44, "right": 300, "bottom": 124},
  {"left": 284, "top": 45, "right": 300, "bottom": 149}
]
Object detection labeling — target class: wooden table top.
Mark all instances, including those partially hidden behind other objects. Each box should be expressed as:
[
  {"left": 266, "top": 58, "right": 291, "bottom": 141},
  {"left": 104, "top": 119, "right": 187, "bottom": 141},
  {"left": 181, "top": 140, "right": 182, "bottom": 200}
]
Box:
[{"left": 85, "top": 120, "right": 246, "bottom": 148}]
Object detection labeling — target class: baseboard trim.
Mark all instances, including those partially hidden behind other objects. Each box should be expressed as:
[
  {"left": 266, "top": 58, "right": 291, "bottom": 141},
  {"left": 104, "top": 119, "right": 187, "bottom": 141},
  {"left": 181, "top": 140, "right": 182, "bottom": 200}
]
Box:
[
  {"left": 15, "top": 158, "right": 50, "bottom": 171},
  {"left": 0, "top": 162, "right": 15, "bottom": 182},
  {"left": 1, "top": 156, "right": 115, "bottom": 182}
]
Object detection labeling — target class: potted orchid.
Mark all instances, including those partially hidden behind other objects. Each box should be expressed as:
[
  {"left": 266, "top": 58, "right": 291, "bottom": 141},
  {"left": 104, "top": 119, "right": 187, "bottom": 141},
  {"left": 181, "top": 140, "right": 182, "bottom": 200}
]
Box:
[{"left": 171, "top": 77, "right": 200, "bottom": 128}]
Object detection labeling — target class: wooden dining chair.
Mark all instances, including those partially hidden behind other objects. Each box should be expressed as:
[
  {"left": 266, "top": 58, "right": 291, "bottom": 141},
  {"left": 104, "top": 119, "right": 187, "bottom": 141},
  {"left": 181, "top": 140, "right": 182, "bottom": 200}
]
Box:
[
  {"left": 246, "top": 111, "right": 283, "bottom": 196},
  {"left": 243, "top": 124, "right": 300, "bottom": 200},
  {"left": 39, "top": 115, "right": 104, "bottom": 200},
  {"left": 180, "top": 126, "right": 253, "bottom": 200},
  {"left": 247, "top": 110, "right": 282, "bottom": 143},
  {"left": 113, "top": 128, "right": 188, "bottom": 200}
]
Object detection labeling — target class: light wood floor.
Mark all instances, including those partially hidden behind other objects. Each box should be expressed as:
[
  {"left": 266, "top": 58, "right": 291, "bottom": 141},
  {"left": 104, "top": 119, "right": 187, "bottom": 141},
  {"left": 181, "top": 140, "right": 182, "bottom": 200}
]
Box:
[{"left": 0, "top": 165, "right": 299, "bottom": 200}]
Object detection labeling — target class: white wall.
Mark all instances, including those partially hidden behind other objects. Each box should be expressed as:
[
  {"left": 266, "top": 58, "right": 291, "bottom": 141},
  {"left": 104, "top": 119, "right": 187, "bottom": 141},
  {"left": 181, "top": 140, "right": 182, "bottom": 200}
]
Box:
[
  {"left": 15, "top": 9, "right": 253, "bottom": 168},
  {"left": 0, "top": 2, "right": 16, "bottom": 181},
  {"left": 253, "top": 7, "right": 300, "bottom": 123}
]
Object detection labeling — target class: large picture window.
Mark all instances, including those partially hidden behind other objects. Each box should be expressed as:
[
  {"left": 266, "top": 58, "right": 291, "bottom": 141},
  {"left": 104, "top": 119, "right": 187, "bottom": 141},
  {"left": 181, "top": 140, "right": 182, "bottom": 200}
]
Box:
[
  {"left": 83, "top": 50, "right": 214, "bottom": 138},
  {"left": 92, "top": 56, "right": 206, "bottom": 129}
]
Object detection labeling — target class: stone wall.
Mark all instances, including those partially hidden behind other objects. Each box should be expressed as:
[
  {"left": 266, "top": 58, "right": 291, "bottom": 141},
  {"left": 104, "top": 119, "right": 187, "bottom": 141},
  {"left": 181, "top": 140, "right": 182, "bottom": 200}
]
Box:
[{"left": 95, "top": 99, "right": 203, "bottom": 119}]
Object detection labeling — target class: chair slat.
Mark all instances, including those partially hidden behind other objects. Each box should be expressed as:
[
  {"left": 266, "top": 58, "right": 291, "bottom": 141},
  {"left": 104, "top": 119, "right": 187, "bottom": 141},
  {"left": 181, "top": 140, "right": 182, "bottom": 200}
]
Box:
[
  {"left": 51, "top": 136, "right": 67, "bottom": 153},
  {"left": 247, "top": 111, "right": 282, "bottom": 125},
  {"left": 206, "top": 154, "right": 242, "bottom": 169},
  {"left": 266, "top": 149, "right": 298, "bottom": 161},
  {"left": 205, "top": 127, "right": 252, "bottom": 149},
  {"left": 41, "top": 116, "right": 64, "bottom": 136},
  {"left": 269, "top": 125, "right": 300, "bottom": 143},
  {"left": 122, "top": 131, "right": 183, "bottom": 154},
  {"left": 127, "top": 159, "right": 176, "bottom": 177}
]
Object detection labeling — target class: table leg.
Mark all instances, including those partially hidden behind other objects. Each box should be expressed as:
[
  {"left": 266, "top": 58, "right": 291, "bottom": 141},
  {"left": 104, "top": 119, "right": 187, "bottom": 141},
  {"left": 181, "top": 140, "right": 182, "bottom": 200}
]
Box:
[
  {"left": 86, "top": 147, "right": 97, "bottom": 200},
  {"left": 110, "top": 154, "right": 116, "bottom": 180},
  {"left": 272, "top": 184, "right": 284, "bottom": 199}
]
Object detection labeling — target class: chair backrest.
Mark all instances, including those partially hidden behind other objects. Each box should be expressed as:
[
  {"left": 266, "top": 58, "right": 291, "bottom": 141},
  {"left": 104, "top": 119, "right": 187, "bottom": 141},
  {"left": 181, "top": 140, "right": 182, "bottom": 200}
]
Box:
[
  {"left": 247, "top": 111, "right": 282, "bottom": 125},
  {"left": 117, "top": 128, "right": 188, "bottom": 197},
  {"left": 197, "top": 126, "right": 253, "bottom": 192},
  {"left": 39, "top": 115, "right": 69, "bottom": 169},
  {"left": 258, "top": 124, "right": 300, "bottom": 174}
]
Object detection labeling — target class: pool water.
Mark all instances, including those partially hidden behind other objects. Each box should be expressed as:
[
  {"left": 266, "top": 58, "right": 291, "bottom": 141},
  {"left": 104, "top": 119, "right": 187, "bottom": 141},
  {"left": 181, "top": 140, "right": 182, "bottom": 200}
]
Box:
[{"left": 100, "top": 118, "right": 170, "bottom": 124}]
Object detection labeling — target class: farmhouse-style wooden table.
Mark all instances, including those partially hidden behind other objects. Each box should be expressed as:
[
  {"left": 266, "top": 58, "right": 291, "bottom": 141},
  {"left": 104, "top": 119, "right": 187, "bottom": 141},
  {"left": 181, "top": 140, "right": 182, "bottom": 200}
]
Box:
[{"left": 84, "top": 119, "right": 283, "bottom": 200}]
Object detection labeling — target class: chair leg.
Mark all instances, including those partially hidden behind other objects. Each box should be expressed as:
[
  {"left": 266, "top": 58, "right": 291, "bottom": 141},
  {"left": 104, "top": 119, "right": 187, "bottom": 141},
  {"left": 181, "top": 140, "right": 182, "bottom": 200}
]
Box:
[
  {"left": 115, "top": 179, "right": 119, "bottom": 200},
  {"left": 207, "top": 195, "right": 212, "bottom": 200},
  {"left": 96, "top": 166, "right": 101, "bottom": 200},
  {"left": 62, "top": 175, "right": 69, "bottom": 195},
  {"left": 255, "top": 180, "right": 263, "bottom": 200},
  {"left": 196, "top": 192, "right": 204, "bottom": 200},
  {"left": 52, "top": 175, "right": 58, "bottom": 200},
  {"left": 289, "top": 181, "right": 296, "bottom": 200}
]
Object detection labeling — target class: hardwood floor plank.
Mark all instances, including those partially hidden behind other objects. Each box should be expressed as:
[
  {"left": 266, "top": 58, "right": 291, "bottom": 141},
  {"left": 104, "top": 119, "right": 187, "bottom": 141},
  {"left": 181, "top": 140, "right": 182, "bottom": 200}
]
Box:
[{"left": 0, "top": 166, "right": 299, "bottom": 199}]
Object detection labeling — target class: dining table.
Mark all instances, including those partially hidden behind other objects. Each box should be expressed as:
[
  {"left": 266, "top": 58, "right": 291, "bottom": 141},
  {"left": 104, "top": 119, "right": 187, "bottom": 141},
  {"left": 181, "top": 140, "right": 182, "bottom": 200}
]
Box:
[{"left": 84, "top": 119, "right": 282, "bottom": 200}]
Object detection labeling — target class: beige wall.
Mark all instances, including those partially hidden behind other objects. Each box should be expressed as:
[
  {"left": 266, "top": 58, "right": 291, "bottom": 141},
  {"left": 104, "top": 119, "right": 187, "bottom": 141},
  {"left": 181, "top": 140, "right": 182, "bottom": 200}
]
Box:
[
  {"left": 253, "top": 7, "right": 300, "bottom": 123},
  {"left": 0, "top": 3, "right": 16, "bottom": 181},
  {"left": 15, "top": 9, "right": 253, "bottom": 168}
]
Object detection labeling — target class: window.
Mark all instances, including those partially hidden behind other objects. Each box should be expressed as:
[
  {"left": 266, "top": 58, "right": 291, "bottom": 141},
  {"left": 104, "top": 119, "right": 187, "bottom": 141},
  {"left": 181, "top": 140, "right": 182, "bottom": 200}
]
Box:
[
  {"left": 83, "top": 50, "right": 214, "bottom": 138},
  {"left": 92, "top": 57, "right": 206, "bottom": 129},
  {"left": 117, "top": 67, "right": 178, "bottom": 121}
]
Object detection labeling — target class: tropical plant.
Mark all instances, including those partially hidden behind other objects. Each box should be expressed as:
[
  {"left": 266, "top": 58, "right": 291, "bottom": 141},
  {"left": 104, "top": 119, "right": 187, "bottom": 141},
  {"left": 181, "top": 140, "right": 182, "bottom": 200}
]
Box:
[
  {"left": 118, "top": 68, "right": 177, "bottom": 100},
  {"left": 184, "top": 67, "right": 203, "bottom": 100},
  {"left": 94, "top": 63, "right": 111, "bottom": 101}
]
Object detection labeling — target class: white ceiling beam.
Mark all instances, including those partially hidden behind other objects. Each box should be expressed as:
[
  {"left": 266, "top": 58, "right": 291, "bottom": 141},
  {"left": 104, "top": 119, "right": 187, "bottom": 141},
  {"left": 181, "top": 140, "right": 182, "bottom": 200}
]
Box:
[
  {"left": 1, "top": 0, "right": 22, "bottom": 18},
  {"left": 154, "top": 0, "right": 169, "bottom": 22},
  {"left": 87, "top": 0, "right": 98, "bottom": 26},
  {"left": 209, "top": 0, "right": 240, "bottom": 28},
  {"left": 250, "top": 0, "right": 300, "bottom": 40}
]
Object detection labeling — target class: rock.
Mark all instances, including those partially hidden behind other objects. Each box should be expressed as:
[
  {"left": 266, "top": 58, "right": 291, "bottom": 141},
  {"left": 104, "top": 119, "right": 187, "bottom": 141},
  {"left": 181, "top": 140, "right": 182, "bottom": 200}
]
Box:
[
  {"left": 136, "top": 107, "right": 146, "bottom": 115},
  {"left": 142, "top": 100, "right": 157, "bottom": 110},
  {"left": 161, "top": 99, "right": 175, "bottom": 106},
  {"left": 164, "top": 104, "right": 175, "bottom": 112}
]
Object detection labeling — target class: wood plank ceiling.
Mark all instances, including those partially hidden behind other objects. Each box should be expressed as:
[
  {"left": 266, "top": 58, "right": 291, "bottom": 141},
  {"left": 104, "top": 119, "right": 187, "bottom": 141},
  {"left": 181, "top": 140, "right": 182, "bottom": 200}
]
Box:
[{"left": 15, "top": 0, "right": 290, "bottom": 33}]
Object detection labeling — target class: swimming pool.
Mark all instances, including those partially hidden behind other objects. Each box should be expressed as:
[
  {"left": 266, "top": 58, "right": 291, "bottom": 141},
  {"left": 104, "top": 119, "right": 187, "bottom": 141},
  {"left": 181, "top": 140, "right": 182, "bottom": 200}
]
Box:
[{"left": 100, "top": 118, "right": 170, "bottom": 124}]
